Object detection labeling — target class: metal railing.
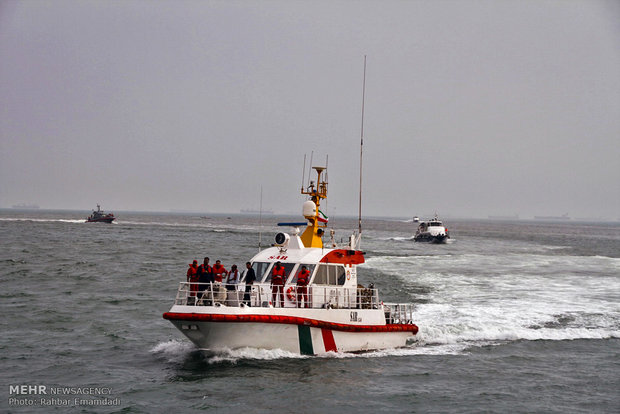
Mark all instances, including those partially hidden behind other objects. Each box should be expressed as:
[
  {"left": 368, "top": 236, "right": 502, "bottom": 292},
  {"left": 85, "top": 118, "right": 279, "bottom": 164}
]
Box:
[
  {"left": 174, "top": 282, "right": 380, "bottom": 309},
  {"left": 383, "top": 303, "right": 416, "bottom": 325},
  {"left": 172, "top": 282, "right": 415, "bottom": 325}
]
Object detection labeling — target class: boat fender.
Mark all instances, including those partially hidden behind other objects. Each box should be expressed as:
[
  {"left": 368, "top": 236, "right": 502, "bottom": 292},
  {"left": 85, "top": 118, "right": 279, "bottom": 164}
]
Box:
[{"left": 286, "top": 286, "right": 296, "bottom": 302}]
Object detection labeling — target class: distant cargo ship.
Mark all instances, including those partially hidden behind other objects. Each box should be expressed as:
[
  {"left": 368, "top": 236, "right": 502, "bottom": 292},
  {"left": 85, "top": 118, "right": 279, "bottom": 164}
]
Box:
[
  {"left": 240, "top": 208, "right": 274, "bottom": 215},
  {"left": 534, "top": 213, "right": 570, "bottom": 221},
  {"left": 11, "top": 204, "right": 40, "bottom": 209}
]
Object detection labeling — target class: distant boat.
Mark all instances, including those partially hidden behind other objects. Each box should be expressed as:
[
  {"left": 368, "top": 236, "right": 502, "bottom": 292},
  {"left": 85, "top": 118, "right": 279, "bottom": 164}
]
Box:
[
  {"left": 11, "top": 203, "right": 39, "bottom": 209},
  {"left": 240, "top": 208, "right": 274, "bottom": 215},
  {"left": 534, "top": 213, "right": 570, "bottom": 221},
  {"left": 86, "top": 204, "right": 115, "bottom": 223},
  {"left": 412, "top": 216, "right": 420, "bottom": 223},
  {"left": 414, "top": 215, "right": 450, "bottom": 243}
]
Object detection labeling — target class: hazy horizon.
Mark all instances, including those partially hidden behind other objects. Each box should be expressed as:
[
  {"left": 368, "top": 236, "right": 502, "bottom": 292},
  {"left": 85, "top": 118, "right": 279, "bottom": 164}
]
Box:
[{"left": 1, "top": 1, "right": 619, "bottom": 220}]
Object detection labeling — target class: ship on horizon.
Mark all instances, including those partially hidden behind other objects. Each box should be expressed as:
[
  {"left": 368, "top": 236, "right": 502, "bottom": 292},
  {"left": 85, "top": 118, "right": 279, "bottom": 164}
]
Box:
[
  {"left": 240, "top": 208, "right": 274, "bottom": 215},
  {"left": 534, "top": 213, "right": 570, "bottom": 221},
  {"left": 11, "top": 203, "right": 40, "bottom": 209}
]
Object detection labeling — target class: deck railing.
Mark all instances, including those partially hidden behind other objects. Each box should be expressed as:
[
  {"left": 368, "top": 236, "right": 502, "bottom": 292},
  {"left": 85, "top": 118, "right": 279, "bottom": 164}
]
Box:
[
  {"left": 172, "top": 282, "right": 415, "bottom": 325},
  {"left": 382, "top": 303, "right": 415, "bottom": 325}
]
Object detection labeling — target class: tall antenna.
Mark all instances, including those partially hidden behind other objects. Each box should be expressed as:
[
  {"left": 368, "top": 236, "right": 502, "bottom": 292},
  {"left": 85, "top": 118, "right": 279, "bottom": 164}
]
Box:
[
  {"left": 258, "top": 185, "right": 263, "bottom": 251},
  {"left": 358, "top": 55, "right": 366, "bottom": 245},
  {"left": 301, "top": 154, "right": 307, "bottom": 193},
  {"left": 325, "top": 154, "right": 329, "bottom": 184},
  {"left": 308, "top": 151, "right": 314, "bottom": 188}
]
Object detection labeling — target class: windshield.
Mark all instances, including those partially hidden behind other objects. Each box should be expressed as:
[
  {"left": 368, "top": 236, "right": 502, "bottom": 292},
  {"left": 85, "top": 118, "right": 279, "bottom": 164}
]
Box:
[
  {"left": 289, "top": 264, "right": 316, "bottom": 284},
  {"left": 313, "top": 264, "right": 346, "bottom": 286},
  {"left": 250, "top": 262, "right": 271, "bottom": 283},
  {"left": 262, "top": 262, "right": 296, "bottom": 283}
]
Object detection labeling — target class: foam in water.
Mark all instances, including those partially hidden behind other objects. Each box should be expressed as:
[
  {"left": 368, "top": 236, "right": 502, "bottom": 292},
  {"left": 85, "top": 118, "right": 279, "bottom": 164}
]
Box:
[
  {"left": 150, "top": 339, "right": 196, "bottom": 363},
  {"left": 365, "top": 252, "right": 620, "bottom": 349},
  {"left": 204, "top": 347, "right": 306, "bottom": 364},
  {"left": 150, "top": 340, "right": 309, "bottom": 364},
  {"left": 0, "top": 218, "right": 86, "bottom": 224}
]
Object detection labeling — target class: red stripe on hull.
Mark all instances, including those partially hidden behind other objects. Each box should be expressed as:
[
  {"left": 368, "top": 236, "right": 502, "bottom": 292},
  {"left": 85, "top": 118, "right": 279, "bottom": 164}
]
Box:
[
  {"left": 163, "top": 312, "right": 418, "bottom": 334},
  {"left": 321, "top": 328, "right": 337, "bottom": 352}
]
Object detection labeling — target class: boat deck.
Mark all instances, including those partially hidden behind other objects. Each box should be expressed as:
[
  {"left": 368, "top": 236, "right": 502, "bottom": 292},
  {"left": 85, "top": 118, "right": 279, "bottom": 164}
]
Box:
[{"left": 172, "top": 282, "right": 416, "bottom": 325}]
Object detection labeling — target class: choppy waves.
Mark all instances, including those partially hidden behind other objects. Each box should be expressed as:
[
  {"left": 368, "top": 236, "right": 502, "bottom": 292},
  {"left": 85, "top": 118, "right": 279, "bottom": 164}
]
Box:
[{"left": 365, "top": 253, "right": 620, "bottom": 349}]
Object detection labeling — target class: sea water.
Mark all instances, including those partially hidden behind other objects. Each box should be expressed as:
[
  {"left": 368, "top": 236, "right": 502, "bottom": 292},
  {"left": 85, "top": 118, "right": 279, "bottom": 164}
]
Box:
[{"left": 1, "top": 210, "right": 618, "bottom": 413}]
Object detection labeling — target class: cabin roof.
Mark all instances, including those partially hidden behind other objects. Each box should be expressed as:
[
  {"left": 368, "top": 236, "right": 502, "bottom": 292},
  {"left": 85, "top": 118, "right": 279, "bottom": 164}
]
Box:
[{"left": 250, "top": 234, "right": 365, "bottom": 265}]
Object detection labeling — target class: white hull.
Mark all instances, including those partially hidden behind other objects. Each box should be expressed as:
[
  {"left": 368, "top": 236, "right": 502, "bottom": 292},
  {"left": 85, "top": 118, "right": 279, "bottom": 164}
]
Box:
[{"left": 164, "top": 304, "right": 417, "bottom": 355}]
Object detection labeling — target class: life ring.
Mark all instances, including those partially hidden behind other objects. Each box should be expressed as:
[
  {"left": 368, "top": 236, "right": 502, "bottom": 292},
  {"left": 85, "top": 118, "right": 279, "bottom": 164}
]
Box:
[{"left": 286, "top": 286, "right": 296, "bottom": 302}]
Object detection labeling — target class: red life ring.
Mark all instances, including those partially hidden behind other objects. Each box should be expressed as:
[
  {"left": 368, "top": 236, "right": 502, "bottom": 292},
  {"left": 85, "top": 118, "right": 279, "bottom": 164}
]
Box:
[{"left": 286, "top": 286, "right": 296, "bottom": 302}]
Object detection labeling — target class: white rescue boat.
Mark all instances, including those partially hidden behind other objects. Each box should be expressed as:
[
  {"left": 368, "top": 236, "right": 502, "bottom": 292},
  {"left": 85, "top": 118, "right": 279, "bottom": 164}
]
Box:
[{"left": 163, "top": 166, "right": 418, "bottom": 355}]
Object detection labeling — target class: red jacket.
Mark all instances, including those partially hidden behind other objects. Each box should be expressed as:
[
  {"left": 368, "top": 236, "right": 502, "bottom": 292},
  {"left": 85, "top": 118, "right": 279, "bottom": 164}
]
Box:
[
  {"left": 212, "top": 264, "right": 227, "bottom": 282},
  {"left": 187, "top": 263, "right": 199, "bottom": 294},
  {"left": 271, "top": 265, "right": 285, "bottom": 285},
  {"left": 297, "top": 269, "right": 310, "bottom": 286},
  {"left": 187, "top": 264, "right": 198, "bottom": 282}
]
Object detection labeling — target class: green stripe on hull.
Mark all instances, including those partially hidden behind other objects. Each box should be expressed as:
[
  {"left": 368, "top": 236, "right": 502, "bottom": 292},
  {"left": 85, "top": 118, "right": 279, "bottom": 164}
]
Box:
[{"left": 297, "top": 325, "right": 314, "bottom": 355}]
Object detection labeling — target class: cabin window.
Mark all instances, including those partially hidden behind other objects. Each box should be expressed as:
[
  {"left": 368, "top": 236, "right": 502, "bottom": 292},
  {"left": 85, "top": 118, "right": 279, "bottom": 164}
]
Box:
[
  {"left": 337, "top": 266, "right": 346, "bottom": 285},
  {"left": 313, "top": 264, "right": 346, "bottom": 286},
  {"left": 289, "top": 264, "right": 316, "bottom": 284},
  {"left": 252, "top": 262, "right": 272, "bottom": 283},
  {"left": 262, "top": 262, "right": 296, "bottom": 283}
]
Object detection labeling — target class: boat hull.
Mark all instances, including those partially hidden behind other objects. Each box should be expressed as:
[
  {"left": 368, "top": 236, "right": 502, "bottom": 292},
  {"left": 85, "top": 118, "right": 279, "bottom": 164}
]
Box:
[
  {"left": 414, "top": 233, "right": 448, "bottom": 243},
  {"left": 86, "top": 217, "right": 115, "bottom": 223},
  {"left": 164, "top": 306, "right": 417, "bottom": 355}
]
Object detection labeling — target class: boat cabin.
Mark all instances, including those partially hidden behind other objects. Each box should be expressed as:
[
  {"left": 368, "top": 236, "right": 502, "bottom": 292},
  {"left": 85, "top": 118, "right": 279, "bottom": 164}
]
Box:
[{"left": 176, "top": 229, "right": 381, "bottom": 310}]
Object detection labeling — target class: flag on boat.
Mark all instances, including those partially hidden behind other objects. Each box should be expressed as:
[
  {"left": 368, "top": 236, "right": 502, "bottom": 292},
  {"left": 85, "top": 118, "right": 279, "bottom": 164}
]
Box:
[{"left": 318, "top": 209, "right": 329, "bottom": 223}]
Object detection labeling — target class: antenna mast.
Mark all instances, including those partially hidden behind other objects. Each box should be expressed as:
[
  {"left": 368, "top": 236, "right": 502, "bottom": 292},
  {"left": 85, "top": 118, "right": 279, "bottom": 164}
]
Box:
[
  {"left": 258, "top": 185, "right": 263, "bottom": 251},
  {"left": 358, "top": 55, "right": 366, "bottom": 247},
  {"left": 301, "top": 154, "right": 307, "bottom": 193}
]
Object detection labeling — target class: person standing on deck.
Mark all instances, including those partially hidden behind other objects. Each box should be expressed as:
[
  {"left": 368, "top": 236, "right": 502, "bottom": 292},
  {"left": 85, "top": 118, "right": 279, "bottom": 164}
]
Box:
[
  {"left": 243, "top": 262, "right": 256, "bottom": 306},
  {"left": 212, "top": 260, "right": 228, "bottom": 283},
  {"left": 197, "top": 257, "right": 213, "bottom": 293},
  {"left": 186, "top": 260, "right": 199, "bottom": 302},
  {"left": 296, "top": 265, "right": 311, "bottom": 308},
  {"left": 226, "top": 264, "right": 240, "bottom": 291},
  {"left": 271, "top": 261, "right": 286, "bottom": 307}
]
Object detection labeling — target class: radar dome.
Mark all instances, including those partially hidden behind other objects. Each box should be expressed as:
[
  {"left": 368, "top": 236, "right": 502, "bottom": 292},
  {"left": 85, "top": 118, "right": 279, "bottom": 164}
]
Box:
[{"left": 302, "top": 201, "right": 316, "bottom": 218}]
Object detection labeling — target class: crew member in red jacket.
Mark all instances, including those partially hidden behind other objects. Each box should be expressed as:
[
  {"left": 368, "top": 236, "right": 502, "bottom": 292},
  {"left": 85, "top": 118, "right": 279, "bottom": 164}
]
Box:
[
  {"left": 186, "top": 260, "right": 199, "bottom": 300},
  {"left": 296, "top": 265, "right": 311, "bottom": 308},
  {"left": 271, "top": 261, "right": 286, "bottom": 307},
  {"left": 212, "top": 260, "right": 228, "bottom": 283}
]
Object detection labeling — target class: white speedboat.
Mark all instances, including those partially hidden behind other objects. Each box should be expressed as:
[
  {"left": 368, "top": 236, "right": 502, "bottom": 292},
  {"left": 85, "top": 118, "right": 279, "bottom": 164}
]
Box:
[
  {"left": 414, "top": 215, "right": 449, "bottom": 243},
  {"left": 163, "top": 166, "right": 418, "bottom": 355}
]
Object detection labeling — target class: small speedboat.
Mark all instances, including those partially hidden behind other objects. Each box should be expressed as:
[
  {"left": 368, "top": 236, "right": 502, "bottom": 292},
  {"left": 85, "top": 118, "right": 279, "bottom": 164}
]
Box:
[
  {"left": 414, "top": 215, "right": 449, "bottom": 243},
  {"left": 86, "top": 204, "right": 115, "bottom": 223}
]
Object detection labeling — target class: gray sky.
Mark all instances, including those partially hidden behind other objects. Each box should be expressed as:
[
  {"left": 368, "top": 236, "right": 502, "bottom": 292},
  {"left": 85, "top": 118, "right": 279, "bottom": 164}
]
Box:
[{"left": 1, "top": 0, "right": 619, "bottom": 219}]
